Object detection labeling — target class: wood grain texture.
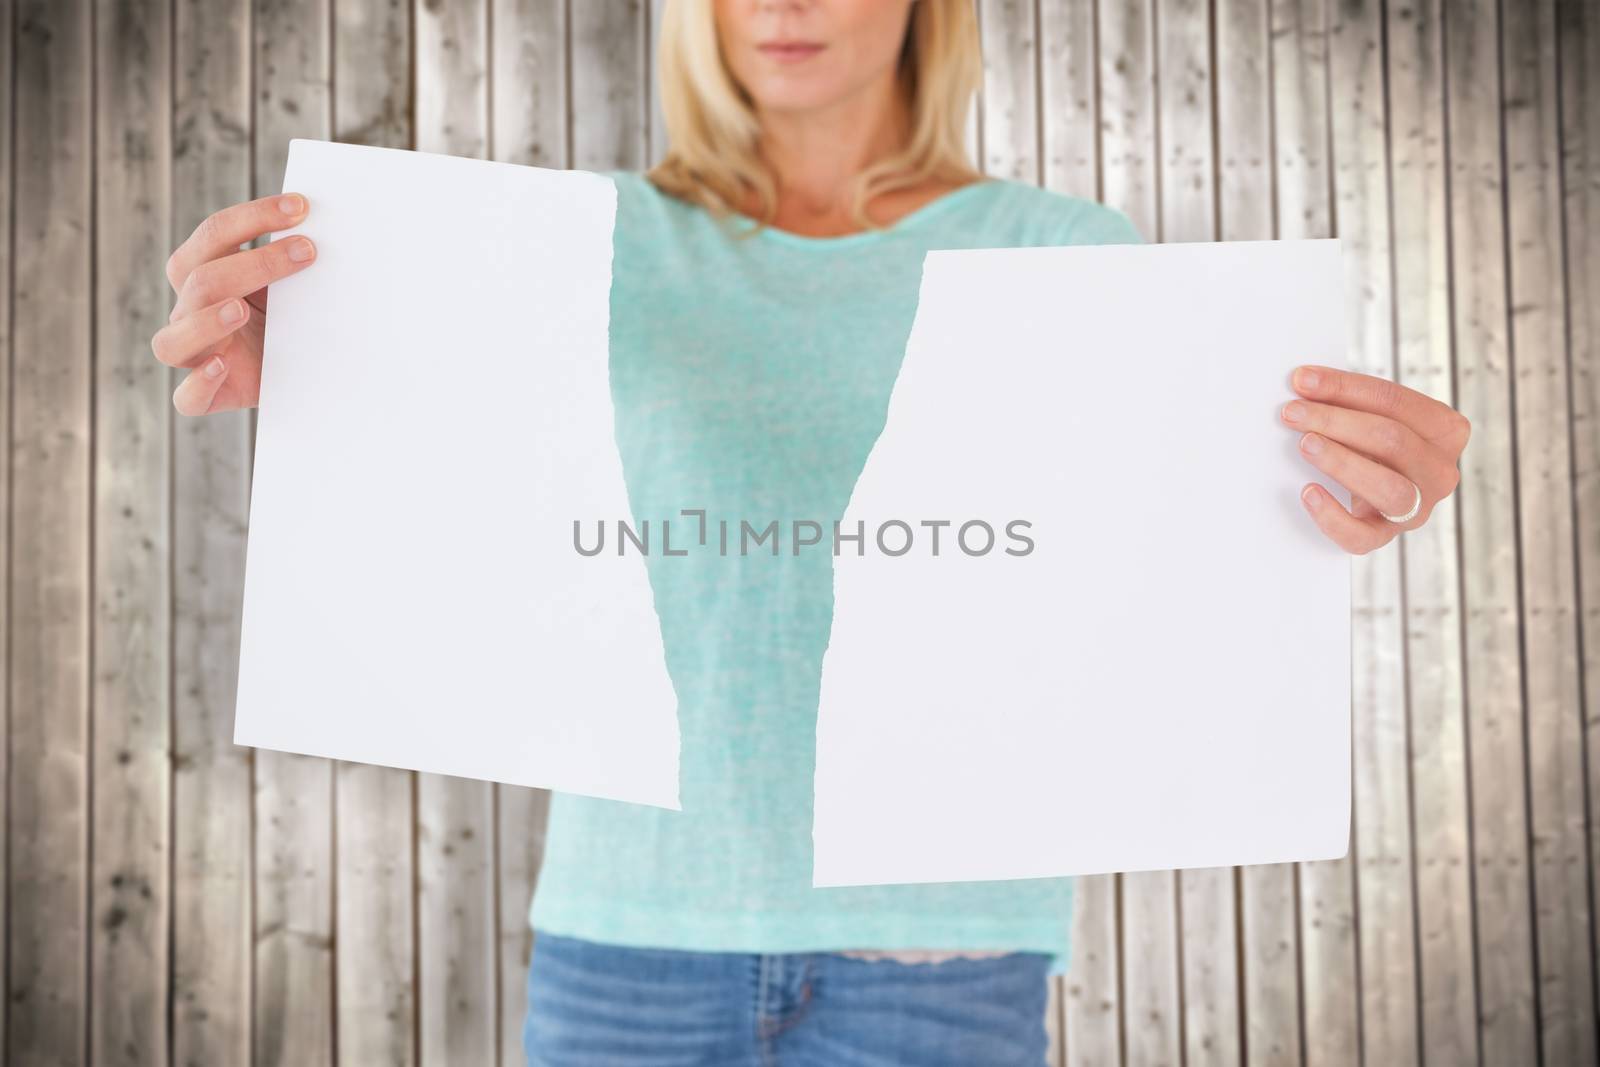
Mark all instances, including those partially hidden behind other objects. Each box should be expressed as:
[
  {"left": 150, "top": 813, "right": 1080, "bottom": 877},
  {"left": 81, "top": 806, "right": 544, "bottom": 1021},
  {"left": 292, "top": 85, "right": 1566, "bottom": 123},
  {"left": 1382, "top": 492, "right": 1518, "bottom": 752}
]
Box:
[
  {"left": 10, "top": 1, "right": 93, "bottom": 1063},
  {"left": 1045, "top": 973, "right": 1065, "bottom": 1067},
  {"left": 1038, "top": 0, "right": 1098, "bottom": 198},
  {"left": 1154, "top": 5, "right": 1242, "bottom": 1066},
  {"left": 1098, "top": 0, "right": 1158, "bottom": 236},
  {"left": 171, "top": 0, "right": 256, "bottom": 1061},
  {"left": 1384, "top": 0, "right": 1477, "bottom": 1061},
  {"left": 336, "top": 0, "right": 412, "bottom": 149},
  {"left": 1270, "top": 3, "right": 1361, "bottom": 1065},
  {"left": 571, "top": 0, "right": 649, "bottom": 172},
  {"left": 92, "top": 0, "right": 173, "bottom": 1062},
  {"left": 1502, "top": 0, "right": 1595, "bottom": 1061},
  {"left": 1095, "top": 6, "right": 1177, "bottom": 1065},
  {"left": 976, "top": 9, "right": 1067, "bottom": 1060},
  {"left": 332, "top": 5, "right": 419, "bottom": 1066},
  {"left": 1041, "top": 23, "right": 1115, "bottom": 1059},
  {"left": 0, "top": 0, "right": 11, "bottom": 1043},
  {"left": 649, "top": 0, "right": 669, "bottom": 165},
  {"left": 414, "top": 0, "right": 500, "bottom": 1061},
  {"left": 1443, "top": 0, "right": 1539, "bottom": 1063},
  {"left": 0, "top": 0, "right": 1594, "bottom": 1061},
  {"left": 1158, "top": 8, "right": 1241, "bottom": 1067},
  {"left": 1064, "top": 876, "right": 1121, "bottom": 1067},
  {"left": 1216, "top": 5, "right": 1306, "bottom": 1064},
  {"left": 1156, "top": 0, "right": 1212, "bottom": 242},
  {"left": 493, "top": 0, "right": 568, "bottom": 171},
  {"left": 495, "top": 785, "right": 549, "bottom": 1064},
  {"left": 417, "top": 781, "right": 496, "bottom": 1066},
  {"left": 489, "top": 2, "right": 566, "bottom": 1060},
  {"left": 251, "top": 2, "right": 336, "bottom": 1065},
  {"left": 979, "top": 0, "right": 1041, "bottom": 183},
  {"left": 1559, "top": 0, "right": 1600, "bottom": 1045},
  {"left": 1327, "top": 2, "right": 1417, "bottom": 1065},
  {"left": 1216, "top": 0, "right": 1272, "bottom": 243},
  {"left": 337, "top": 764, "right": 417, "bottom": 1067},
  {"left": 1151, "top": 6, "right": 1242, "bottom": 1066}
]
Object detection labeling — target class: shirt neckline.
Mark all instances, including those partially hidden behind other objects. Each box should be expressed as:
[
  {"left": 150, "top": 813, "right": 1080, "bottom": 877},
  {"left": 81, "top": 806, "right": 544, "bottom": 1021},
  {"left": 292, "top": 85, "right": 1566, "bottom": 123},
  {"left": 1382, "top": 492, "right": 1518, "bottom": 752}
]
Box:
[{"left": 727, "top": 178, "right": 998, "bottom": 251}]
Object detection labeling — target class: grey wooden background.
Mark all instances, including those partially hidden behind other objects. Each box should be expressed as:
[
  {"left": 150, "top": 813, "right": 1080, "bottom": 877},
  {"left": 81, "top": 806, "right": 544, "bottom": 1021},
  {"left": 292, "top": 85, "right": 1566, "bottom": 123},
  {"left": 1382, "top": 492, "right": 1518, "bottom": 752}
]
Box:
[{"left": 4, "top": 0, "right": 1597, "bottom": 1063}]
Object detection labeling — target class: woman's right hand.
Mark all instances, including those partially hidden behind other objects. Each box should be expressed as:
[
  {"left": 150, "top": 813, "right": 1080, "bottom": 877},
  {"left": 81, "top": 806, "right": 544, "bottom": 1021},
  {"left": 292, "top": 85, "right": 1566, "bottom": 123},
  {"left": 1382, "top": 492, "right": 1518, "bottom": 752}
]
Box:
[{"left": 155, "top": 193, "right": 318, "bottom": 415}]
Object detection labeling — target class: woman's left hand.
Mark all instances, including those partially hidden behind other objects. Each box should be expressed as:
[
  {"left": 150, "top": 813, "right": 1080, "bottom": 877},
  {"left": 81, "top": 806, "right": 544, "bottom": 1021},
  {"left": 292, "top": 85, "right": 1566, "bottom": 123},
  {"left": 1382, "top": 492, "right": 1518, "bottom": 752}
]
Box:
[{"left": 1280, "top": 364, "right": 1471, "bottom": 555}]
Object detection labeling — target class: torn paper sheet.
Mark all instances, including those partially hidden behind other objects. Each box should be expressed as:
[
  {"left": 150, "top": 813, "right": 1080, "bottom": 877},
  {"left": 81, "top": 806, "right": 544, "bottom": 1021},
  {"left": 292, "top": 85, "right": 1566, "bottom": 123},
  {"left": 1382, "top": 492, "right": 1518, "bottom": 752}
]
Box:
[
  {"left": 235, "top": 139, "right": 680, "bottom": 808},
  {"left": 813, "top": 239, "right": 1350, "bottom": 885}
]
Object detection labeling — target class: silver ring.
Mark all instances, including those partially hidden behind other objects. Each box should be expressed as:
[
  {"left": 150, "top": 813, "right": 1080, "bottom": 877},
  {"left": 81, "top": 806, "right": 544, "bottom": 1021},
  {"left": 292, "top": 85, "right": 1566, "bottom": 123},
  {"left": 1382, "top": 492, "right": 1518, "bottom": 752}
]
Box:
[{"left": 1380, "top": 482, "right": 1422, "bottom": 524}]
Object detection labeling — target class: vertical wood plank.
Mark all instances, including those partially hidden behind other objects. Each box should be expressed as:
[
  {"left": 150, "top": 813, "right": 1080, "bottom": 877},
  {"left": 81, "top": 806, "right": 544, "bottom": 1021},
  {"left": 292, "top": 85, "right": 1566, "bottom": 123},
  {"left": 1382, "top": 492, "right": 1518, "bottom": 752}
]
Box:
[
  {"left": 335, "top": 763, "right": 416, "bottom": 1067},
  {"left": 1218, "top": 8, "right": 1304, "bottom": 1063},
  {"left": 1039, "top": 17, "right": 1114, "bottom": 1055},
  {"left": 92, "top": 0, "right": 173, "bottom": 1061},
  {"left": 649, "top": 0, "right": 668, "bottom": 164},
  {"left": 1272, "top": 2, "right": 1361, "bottom": 1063},
  {"left": 977, "top": 7, "right": 1066, "bottom": 1059},
  {"left": 571, "top": 0, "right": 649, "bottom": 173},
  {"left": 1216, "top": 0, "right": 1272, "bottom": 246},
  {"left": 1156, "top": 0, "right": 1213, "bottom": 240},
  {"left": 1065, "top": 878, "right": 1122, "bottom": 1067},
  {"left": 332, "top": 4, "right": 418, "bottom": 1066},
  {"left": 1039, "top": 0, "right": 1098, "bottom": 199},
  {"left": 1271, "top": 0, "right": 1334, "bottom": 238},
  {"left": 255, "top": 0, "right": 333, "bottom": 194},
  {"left": 1098, "top": 3, "right": 1175, "bottom": 1063},
  {"left": 418, "top": 0, "right": 487, "bottom": 160},
  {"left": 1559, "top": 0, "right": 1600, "bottom": 1042},
  {"left": 251, "top": 2, "right": 336, "bottom": 1064},
  {"left": 1384, "top": 0, "right": 1477, "bottom": 1060},
  {"left": 1443, "top": 0, "right": 1539, "bottom": 1062},
  {"left": 1177, "top": 865, "right": 1240, "bottom": 1067},
  {"left": 1045, "top": 974, "right": 1064, "bottom": 1066},
  {"left": 1218, "top": 3, "right": 1305, "bottom": 1062},
  {"left": 0, "top": 0, "right": 12, "bottom": 1042},
  {"left": 1122, "top": 871, "right": 1180, "bottom": 1067},
  {"left": 491, "top": 1, "right": 567, "bottom": 1059},
  {"left": 1154, "top": 5, "right": 1241, "bottom": 1066},
  {"left": 3, "top": 0, "right": 1590, "bottom": 1059},
  {"left": 415, "top": 1, "right": 499, "bottom": 1062},
  {"left": 1098, "top": 0, "right": 1158, "bottom": 237},
  {"left": 493, "top": 0, "right": 568, "bottom": 171},
  {"left": 979, "top": 0, "right": 1041, "bottom": 183},
  {"left": 10, "top": 0, "right": 93, "bottom": 1063},
  {"left": 1502, "top": 0, "right": 1595, "bottom": 1060},
  {"left": 494, "top": 785, "right": 548, "bottom": 1065},
  {"left": 171, "top": 0, "right": 256, "bottom": 1061},
  {"left": 1326, "top": 2, "right": 1418, "bottom": 1065},
  {"left": 1216, "top": 6, "right": 1305, "bottom": 1062},
  {"left": 337, "top": 0, "right": 413, "bottom": 150}
]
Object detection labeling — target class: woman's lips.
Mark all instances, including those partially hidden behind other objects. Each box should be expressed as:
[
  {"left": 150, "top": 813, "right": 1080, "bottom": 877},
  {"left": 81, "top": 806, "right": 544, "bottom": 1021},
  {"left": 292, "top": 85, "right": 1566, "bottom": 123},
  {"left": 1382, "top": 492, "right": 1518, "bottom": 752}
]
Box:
[{"left": 757, "top": 41, "right": 825, "bottom": 62}]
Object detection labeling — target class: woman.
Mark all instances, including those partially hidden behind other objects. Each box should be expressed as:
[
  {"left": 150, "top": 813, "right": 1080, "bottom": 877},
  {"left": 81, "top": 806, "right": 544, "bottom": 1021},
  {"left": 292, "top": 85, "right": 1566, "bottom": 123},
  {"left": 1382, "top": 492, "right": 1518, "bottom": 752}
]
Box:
[{"left": 154, "top": 1, "right": 1470, "bottom": 1063}]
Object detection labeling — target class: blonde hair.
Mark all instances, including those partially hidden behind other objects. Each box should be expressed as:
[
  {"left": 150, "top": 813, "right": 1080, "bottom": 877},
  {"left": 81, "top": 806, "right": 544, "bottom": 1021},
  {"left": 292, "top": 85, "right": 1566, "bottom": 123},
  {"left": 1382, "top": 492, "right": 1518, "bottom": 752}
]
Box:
[{"left": 648, "top": 0, "right": 983, "bottom": 232}]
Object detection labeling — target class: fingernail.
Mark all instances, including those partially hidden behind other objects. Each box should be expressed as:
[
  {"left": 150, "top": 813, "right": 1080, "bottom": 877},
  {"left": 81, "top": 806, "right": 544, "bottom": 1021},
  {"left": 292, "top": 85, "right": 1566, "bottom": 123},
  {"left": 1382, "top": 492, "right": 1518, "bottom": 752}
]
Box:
[
  {"left": 280, "top": 194, "right": 306, "bottom": 216},
  {"left": 1295, "top": 367, "right": 1321, "bottom": 391},
  {"left": 1300, "top": 432, "right": 1323, "bottom": 455},
  {"left": 1282, "top": 401, "right": 1306, "bottom": 423},
  {"left": 287, "top": 237, "right": 315, "bottom": 262},
  {"left": 220, "top": 300, "right": 245, "bottom": 325},
  {"left": 1302, "top": 485, "right": 1321, "bottom": 510},
  {"left": 204, "top": 356, "right": 226, "bottom": 379}
]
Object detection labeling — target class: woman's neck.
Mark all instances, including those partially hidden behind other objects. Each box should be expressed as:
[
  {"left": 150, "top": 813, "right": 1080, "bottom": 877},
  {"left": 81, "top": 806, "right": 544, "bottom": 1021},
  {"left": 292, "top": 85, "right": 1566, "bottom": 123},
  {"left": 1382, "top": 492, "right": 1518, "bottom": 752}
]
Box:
[{"left": 744, "top": 75, "right": 966, "bottom": 236}]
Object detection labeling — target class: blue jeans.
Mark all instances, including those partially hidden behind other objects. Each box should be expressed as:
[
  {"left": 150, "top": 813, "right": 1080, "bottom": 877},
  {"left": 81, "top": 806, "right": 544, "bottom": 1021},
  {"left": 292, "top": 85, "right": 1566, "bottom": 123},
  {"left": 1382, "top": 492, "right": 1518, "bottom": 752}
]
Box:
[{"left": 522, "top": 931, "right": 1051, "bottom": 1066}]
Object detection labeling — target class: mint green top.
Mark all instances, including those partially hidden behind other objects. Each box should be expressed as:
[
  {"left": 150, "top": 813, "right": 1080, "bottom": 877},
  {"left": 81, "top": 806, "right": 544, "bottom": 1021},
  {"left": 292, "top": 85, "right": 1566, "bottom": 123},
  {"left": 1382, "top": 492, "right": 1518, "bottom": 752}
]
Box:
[{"left": 528, "top": 169, "right": 1142, "bottom": 977}]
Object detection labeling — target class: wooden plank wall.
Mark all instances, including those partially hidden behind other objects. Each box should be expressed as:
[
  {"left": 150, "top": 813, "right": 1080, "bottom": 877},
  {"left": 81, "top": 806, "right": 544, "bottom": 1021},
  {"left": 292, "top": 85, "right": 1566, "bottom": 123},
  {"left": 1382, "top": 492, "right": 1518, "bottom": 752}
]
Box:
[{"left": 3, "top": 0, "right": 1596, "bottom": 1063}]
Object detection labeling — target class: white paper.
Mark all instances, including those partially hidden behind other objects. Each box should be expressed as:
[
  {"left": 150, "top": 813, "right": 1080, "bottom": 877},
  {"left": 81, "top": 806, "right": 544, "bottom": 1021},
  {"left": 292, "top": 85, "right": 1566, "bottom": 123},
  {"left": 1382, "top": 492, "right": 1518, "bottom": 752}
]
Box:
[
  {"left": 813, "top": 239, "right": 1351, "bottom": 885},
  {"left": 235, "top": 139, "right": 680, "bottom": 809}
]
